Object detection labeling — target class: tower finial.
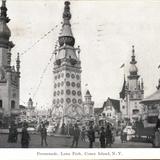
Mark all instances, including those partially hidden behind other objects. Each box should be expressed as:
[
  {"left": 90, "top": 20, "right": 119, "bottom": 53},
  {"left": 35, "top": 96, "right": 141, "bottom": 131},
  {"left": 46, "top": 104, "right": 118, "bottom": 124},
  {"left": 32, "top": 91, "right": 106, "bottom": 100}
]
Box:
[
  {"left": 0, "top": 0, "right": 9, "bottom": 22},
  {"left": 16, "top": 52, "right": 20, "bottom": 73},
  {"left": 1, "top": 0, "right": 6, "bottom": 15},
  {"left": 58, "top": 1, "right": 75, "bottom": 47},
  {"left": 63, "top": 1, "right": 71, "bottom": 21},
  {"left": 132, "top": 45, "right": 135, "bottom": 56},
  {"left": 2, "top": 0, "right": 6, "bottom": 8},
  {"left": 130, "top": 45, "right": 137, "bottom": 64},
  {"left": 141, "top": 78, "right": 144, "bottom": 89}
]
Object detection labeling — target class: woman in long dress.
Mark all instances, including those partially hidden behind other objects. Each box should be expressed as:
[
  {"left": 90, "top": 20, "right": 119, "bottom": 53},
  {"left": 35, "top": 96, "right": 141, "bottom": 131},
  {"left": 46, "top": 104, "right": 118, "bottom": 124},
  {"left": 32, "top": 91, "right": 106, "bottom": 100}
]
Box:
[
  {"left": 21, "top": 125, "right": 30, "bottom": 148},
  {"left": 105, "top": 125, "right": 113, "bottom": 147}
]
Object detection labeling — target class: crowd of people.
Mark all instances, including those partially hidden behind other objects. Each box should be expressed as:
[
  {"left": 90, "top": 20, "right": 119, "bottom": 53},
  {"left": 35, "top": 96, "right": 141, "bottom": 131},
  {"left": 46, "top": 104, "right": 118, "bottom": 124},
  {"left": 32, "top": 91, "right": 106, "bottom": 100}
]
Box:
[
  {"left": 6, "top": 121, "right": 115, "bottom": 148},
  {"left": 68, "top": 123, "right": 114, "bottom": 148},
  {"left": 5, "top": 119, "right": 160, "bottom": 148},
  {"left": 7, "top": 121, "right": 48, "bottom": 148}
]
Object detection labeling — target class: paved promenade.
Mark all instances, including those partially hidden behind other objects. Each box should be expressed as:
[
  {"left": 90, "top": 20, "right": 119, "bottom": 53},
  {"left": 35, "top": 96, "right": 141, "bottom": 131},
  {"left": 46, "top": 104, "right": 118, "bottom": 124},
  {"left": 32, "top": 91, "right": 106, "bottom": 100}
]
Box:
[{"left": 0, "top": 133, "right": 152, "bottom": 148}]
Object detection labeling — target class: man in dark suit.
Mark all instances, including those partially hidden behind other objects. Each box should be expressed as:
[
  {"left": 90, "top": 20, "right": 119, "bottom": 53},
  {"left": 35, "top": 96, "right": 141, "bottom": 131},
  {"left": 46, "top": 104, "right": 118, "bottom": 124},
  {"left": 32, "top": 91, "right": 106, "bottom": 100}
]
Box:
[
  {"left": 87, "top": 125, "right": 95, "bottom": 148},
  {"left": 71, "top": 124, "right": 80, "bottom": 148}
]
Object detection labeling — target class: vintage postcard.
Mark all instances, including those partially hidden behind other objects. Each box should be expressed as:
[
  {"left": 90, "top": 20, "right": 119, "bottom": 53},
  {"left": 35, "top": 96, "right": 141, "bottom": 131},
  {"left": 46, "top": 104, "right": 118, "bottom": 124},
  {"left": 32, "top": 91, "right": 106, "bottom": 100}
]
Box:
[{"left": 0, "top": 0, "right": 160, "bottom": 159}]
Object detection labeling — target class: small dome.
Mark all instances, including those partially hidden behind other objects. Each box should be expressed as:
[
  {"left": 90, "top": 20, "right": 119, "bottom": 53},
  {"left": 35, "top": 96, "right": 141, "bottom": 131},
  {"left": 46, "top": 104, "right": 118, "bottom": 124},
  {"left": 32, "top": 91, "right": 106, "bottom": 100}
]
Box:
[
  {"left": 0, "top": 21, "right": 11, "bottom": 39},
  {"left": 129, "top": 64, "right": 138, "bottom": 75}
]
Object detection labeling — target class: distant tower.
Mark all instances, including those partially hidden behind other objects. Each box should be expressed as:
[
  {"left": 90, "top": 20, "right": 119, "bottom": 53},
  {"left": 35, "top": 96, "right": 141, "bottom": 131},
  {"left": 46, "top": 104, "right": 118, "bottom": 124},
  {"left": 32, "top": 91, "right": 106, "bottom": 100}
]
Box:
[
  {"left": 52, "top": 1, "right": 83, "bottom": 123},
  {"left": 120, "top": 46, "right": 144, "bottom": 121},
  {"left": 83, "top": 90, "right": 94, "bottom": 117},
  {"left": 27, "top": 98, "right": 33, "bottom": 109},
  {"left": 0, "top": 0, "right": 20, "bottom": 121},
  {"left": 26, "top": 98, "right": 35, "bottom": 118}
]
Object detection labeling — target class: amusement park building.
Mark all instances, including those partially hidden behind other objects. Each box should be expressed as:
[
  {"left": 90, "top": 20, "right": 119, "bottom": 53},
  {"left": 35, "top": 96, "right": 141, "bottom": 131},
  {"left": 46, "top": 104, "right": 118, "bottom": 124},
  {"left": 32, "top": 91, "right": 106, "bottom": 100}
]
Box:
[{"left": 0, "top": 0, "right": 20, "bottom": 124}]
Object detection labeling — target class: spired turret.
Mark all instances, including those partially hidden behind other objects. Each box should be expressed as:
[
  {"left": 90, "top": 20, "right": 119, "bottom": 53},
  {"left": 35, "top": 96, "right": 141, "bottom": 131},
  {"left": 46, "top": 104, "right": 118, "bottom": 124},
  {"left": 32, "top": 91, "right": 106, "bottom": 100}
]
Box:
[{"left": 129, "top": 45, "right": 138, "bottom": 76}]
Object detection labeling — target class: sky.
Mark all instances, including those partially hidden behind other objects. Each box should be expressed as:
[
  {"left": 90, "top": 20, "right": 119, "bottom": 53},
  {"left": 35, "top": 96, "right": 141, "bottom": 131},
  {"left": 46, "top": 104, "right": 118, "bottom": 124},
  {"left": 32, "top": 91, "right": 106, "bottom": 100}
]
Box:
[{"left": 5, "top": 0, "right": 160, "bottom": 109}]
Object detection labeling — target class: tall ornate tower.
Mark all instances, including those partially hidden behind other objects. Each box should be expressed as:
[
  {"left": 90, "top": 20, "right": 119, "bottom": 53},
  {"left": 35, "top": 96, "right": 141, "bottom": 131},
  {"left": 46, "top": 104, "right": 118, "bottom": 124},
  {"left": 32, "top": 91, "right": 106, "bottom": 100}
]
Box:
[
  {"left": 0, "top": 0, "right": 20, "bottom": 122},
  {"left": 83, "top": 90, "right": 94, "bottom": 117},
  {"left": 52, "top": 1, "right": 83, "bottom": 124},
  {"left": 120, "top": 46, "right": 144, "bottom": 122}
]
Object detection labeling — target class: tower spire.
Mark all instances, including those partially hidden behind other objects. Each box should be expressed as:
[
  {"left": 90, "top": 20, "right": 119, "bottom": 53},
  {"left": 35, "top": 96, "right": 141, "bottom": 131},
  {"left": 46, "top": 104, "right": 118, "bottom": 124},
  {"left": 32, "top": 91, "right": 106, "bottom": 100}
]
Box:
[
  {"left": 0, "top": 0, "right": 9, "bottom": 23},
  {"left": 130, "top": 45, "right": 137, "bottom": 64},
  {"left": 141, "top": 78, "right": 144, "bottom": 90},
  {"left": 0, "top": 0, "right": 14, "bottom": 49},
  {"left": 16, "top": 52, "right": 20, "bottom": 74},
  {"left": 59, "top": 1, "right": 75, "bottom": 47},
  {"left": 63, "top": 1, "right": 71, "bottom": 23},
  {"left": 129, "top": 45, "right": 138, "bottom": 76}
]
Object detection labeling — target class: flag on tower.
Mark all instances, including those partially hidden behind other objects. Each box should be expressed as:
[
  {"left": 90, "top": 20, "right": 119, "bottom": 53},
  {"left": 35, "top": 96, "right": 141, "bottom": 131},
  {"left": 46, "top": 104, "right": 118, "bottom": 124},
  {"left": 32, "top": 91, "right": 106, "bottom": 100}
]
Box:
[{"left": 120, "top": 63, "right": 125, "bottom": 68}]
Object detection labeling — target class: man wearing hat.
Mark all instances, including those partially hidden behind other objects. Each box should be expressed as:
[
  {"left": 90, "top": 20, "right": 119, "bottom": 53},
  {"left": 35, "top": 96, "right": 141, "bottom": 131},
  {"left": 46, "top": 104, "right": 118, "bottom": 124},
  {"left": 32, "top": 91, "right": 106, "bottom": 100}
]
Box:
[{"left": 99, "top": 127, "right": 105, "bottom": 148}]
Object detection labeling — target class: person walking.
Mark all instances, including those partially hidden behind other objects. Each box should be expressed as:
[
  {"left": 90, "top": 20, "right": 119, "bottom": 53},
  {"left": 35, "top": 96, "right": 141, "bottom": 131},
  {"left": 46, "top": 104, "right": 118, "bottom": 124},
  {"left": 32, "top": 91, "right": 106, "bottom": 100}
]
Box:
[
  {"left": 71, "top": 124, "right": 80, "bottom": 148},
  {"left": 81, "top": 127, "right": 86, "bottom": 142},
  {"left": 105, "top": 124, "right": 113, "bottom": 147},
  {"left": 69, "top": 123, "right": 74, "bottom": 136},
  {"left": 154, "top": 128, "right": 160, "bottom": 148},
  {"left": 40, "top": 124, "right": 48, "bottom": 147},
  {"left": 21, "top": 125, "right": 30, "bottom": 148},
  {"left": 8, "top": 123, "right": 18, "bottom": 143},
  {"left": 87, "top": 125, "right": 95, "bottom": 148},
  {"left": 120, "top": 127, "right": 125, "bottom": 143},
  {"left": 61, "top": 123, "right": 66, "bottom": 135},
  {"left": 8, "top": 124, "right": 14, "bottom": 143},
  {"left": 13, "top": 124, "right": 18, "bottom": 143},
  {"left": 99, "top": 127, "right": 105, "bottom": 148}
]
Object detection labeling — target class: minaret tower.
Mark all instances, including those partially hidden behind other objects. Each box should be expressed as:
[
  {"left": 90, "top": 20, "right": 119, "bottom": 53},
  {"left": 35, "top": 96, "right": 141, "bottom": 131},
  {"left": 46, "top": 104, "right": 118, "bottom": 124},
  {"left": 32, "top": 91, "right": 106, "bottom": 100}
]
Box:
[
  {"left": 52, "top": 1, "right": 83, "bottom": 123},
  {"left": 0, "top": 0, "right": 20, "bottom": 121},
  {"left": 126, "top": 45, "right": 144, "bottom": 121}
]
